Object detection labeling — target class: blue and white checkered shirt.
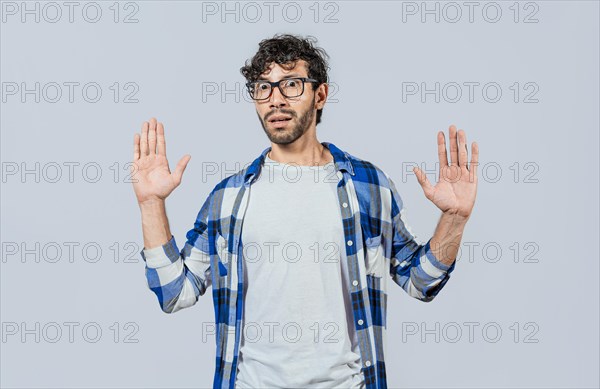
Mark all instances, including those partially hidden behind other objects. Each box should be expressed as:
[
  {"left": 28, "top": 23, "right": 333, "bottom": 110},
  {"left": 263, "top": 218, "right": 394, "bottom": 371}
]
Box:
[{"left": 140, "top": 141, "right": 456, "bottom": 389}]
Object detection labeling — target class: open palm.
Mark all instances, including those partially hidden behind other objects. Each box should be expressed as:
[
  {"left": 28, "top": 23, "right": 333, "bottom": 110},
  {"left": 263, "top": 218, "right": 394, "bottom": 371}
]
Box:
[
  {"left": 413, "top": 125, "right": 479, "bottom": 219},
  {"left": 131, "top": 118, "right": 191, "bottom": 204}
]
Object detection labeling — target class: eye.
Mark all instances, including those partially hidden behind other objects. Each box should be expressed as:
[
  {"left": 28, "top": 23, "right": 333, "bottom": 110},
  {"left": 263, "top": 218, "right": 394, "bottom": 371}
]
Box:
[
  {"left": 285, "top": 79, "right": 298, "bottom": 87},
  {"left": 258, "top": 83, "right": 269, "bottom": 90}
]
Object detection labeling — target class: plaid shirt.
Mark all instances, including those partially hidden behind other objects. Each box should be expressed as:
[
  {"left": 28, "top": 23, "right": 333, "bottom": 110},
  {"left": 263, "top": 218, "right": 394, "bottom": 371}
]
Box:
[{"left": 140, "top": 141, "right": 456, "bottom": 389}]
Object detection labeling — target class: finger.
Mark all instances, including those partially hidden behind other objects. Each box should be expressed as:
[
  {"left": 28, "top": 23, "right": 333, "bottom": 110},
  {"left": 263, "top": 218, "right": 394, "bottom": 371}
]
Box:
[
  {"left": 140, "top": 121, "right": 149, "bottom": 156},
  {"left": 437, "top": 131, "right": 448, "bottom": 168},
  {"left": 413, "top": 166, "right": 433, "bottom": 198},
  {"left": 157, "top": 121, "right": 167, "bottom": 156},
  {"left": 173, "top": 154, "right": 191, "bottom": 186},
  {"left": 469, "top": 141, "right": 479, "bottom": 178},
  {"left": 458, "top": 129, "right": 468, "bottom": 168},
  {"left": 148, "top": 117, "right": 157, "bottom": 156},
  {"left": 133, "top": 133, "right": 140, "bottom": 161},
  {"left": 448, "top": 124, "right": 458, "bottom": 166}
]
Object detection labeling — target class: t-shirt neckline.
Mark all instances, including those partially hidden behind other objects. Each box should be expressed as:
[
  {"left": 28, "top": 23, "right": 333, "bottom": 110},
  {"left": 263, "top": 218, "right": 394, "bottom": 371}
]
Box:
[{"left": 265, "top": 153, "right": 335, "bottom": 170}]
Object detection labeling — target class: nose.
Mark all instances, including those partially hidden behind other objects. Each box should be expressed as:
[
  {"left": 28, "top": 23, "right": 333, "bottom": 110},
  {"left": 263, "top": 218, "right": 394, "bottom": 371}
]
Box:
[{"left": 269, "top": 85, "right": 288, "bottom": 109}]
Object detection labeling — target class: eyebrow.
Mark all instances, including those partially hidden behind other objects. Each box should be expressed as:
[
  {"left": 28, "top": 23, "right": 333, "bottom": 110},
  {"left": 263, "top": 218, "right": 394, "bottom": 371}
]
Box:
[{"left": 256, "top": 74, "right": 304, "bottom": 82}]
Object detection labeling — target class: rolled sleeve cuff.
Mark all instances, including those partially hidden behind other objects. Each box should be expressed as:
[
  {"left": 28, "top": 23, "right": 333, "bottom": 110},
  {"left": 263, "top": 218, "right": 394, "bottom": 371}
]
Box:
[
  {"left": 423, "top": 238, "right": 456, "bottom": 275},
  {"left": 140, "top": 235, "right": 181, "bottom": 269}
]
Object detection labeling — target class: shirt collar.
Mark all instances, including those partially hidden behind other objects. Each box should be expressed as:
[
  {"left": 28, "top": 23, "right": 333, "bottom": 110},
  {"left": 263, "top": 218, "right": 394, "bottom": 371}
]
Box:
[{"left": 244, "top": 141, "right": 355, "bottom": 185}]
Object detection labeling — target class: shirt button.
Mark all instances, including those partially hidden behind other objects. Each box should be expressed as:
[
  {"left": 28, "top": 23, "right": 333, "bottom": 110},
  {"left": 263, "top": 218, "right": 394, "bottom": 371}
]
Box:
[
  {"left": 365, "top": 360, "right": 371, "bottom": 367},
  {"left": 342, "top": 202, "right": 348, "bottom": 208},
  {"left": 357, "top": 319, "right": 364, "bottom": 325},
  {"left": 347, "top": 240, "right": 353, "bottom": 246},
  {"left": 352, "top": 280, "right": 358, "bottom": 286}
]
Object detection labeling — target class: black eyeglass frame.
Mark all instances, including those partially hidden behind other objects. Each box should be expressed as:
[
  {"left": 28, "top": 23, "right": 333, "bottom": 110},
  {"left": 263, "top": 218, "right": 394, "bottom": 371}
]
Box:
[{"left": 245, "top": 77, "right": 320, "bottom": 101}]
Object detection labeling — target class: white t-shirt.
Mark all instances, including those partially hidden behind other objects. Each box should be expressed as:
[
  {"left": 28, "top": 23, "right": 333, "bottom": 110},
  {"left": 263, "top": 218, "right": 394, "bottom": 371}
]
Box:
[{"left": 235, "top": 154, "right": 365, "bottom": 388}]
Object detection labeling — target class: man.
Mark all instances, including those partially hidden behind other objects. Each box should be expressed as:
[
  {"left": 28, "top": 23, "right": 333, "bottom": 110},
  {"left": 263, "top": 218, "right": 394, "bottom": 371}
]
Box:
[{"left": 132, "top": 34, "right": 478, "bottom": 389}]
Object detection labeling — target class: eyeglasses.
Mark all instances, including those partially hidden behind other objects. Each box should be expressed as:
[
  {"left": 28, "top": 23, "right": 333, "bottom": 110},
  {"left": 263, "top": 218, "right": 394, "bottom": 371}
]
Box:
[{"left": 245, "top": 77, "right": 319, "bottom": 101}]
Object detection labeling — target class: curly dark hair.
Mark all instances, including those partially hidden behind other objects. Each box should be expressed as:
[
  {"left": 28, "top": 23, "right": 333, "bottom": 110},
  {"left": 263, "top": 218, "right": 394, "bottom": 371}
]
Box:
[{"left": 240, "top": 33, "right": 330, "bottom": 125}]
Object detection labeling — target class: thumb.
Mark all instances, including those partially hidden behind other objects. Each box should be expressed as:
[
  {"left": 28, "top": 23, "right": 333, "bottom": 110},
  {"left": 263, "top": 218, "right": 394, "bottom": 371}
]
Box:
[
  {"left": 173, "top": 154, "right": 191, "bottom": 186},
  {"left": 413, "top": 166, "right": 433, "bottom": 198}
]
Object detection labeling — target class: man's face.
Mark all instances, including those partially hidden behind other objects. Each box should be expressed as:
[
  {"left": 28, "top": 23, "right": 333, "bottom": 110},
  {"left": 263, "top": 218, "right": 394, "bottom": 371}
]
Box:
[{"left": 253, "top": 60, "right": 319, "bottom": 145}]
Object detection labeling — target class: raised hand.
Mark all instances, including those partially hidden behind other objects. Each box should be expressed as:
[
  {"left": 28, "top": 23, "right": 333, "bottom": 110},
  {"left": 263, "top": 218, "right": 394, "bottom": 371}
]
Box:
[
  {"left": 131, "top": 118, "right": 191, "bottom": 205},
  {"left": 413, "top": 125, "right": 478, "bottom": 219}
]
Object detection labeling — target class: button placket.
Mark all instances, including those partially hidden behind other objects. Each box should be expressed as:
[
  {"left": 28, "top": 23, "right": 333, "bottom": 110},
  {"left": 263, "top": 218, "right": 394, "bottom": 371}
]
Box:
[{"left": 336, "top": 166, "right": 376, "bottom": 381}]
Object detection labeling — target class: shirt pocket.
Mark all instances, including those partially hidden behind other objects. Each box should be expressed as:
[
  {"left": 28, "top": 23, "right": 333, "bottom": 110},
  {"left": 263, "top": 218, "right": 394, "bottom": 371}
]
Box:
[
  {"left": 365, "top": 234, "right": 385, "bottom": 278},
  {"left": 216, "top": 234, "right": 229, "bottom": 277}
]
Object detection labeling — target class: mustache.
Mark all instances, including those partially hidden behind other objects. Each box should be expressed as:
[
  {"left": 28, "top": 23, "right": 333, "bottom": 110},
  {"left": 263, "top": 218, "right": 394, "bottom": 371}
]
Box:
[{"left": 265, "top": 109, "right": 296, "bottom": 121}]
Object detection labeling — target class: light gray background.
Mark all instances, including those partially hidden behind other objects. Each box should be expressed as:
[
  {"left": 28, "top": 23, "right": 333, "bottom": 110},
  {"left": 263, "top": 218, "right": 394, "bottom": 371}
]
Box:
[{"left": 1, "top": 1, "right": 598, "bottom": 388}]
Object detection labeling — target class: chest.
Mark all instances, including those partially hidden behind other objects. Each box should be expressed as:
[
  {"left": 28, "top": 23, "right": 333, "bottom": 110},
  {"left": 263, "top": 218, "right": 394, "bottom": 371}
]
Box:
[{"left": 212, "top": 172, "right": 389, "bottom": 289}]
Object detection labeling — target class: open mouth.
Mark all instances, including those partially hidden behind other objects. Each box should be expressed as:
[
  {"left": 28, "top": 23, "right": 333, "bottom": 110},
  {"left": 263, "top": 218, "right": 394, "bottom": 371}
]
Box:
[{"left": 269, "top": 117, "right": 292, "bottom": 123}]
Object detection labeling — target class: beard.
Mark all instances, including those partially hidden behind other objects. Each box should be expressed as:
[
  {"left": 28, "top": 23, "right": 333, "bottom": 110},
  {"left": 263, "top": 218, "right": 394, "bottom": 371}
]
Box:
[{"left": 258, "top": 99, "right": 316, "bottom": 145}]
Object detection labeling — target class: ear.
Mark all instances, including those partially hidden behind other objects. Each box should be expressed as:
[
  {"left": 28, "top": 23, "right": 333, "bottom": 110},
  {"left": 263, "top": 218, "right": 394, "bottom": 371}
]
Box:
[{"left": 315, "top": 83, "right": 329, "bottom": 109}]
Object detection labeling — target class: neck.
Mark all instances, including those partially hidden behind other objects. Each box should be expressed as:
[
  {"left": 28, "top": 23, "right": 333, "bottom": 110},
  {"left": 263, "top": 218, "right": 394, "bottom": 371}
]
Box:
[{"left": 267, "top": 141, "right": 333, "bottom": 167}]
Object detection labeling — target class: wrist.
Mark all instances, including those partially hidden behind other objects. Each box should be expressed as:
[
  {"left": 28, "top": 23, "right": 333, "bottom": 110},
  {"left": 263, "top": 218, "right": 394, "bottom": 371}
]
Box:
[
  {"left": 138, "top": 197, "right": 166, "bottom": 210},
  {"left": 440, "top": 211, "right": 470, "bottom": 230}
]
